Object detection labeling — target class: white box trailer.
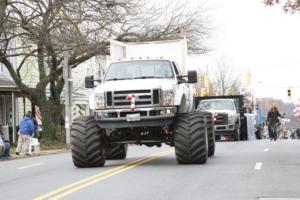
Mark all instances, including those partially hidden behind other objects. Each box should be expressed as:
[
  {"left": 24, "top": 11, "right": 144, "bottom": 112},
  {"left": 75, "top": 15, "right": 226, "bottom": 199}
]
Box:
[{"left": 109, "top": 39, "right": 188, "bottom": 74}]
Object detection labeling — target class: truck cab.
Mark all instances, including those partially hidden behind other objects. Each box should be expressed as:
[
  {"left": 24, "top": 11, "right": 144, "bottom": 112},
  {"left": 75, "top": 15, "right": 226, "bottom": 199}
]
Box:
[{"left": 87, "top": 59, "right": 196, "bottom": 128}]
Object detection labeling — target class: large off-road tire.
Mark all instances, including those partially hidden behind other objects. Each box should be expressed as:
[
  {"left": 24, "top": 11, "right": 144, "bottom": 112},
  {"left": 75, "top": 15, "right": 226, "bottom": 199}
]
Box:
[
  {"left": 174, "top": 113, "right": 208, "bottom": 164},
  {"left": 71, "top": 116, "right": 105, "bottom": 168},
  {"left": 203, "top": 113, "right": 215, "bottom": 157},
  {"left": 207, "top": 127, "right": 215, "bottom": 157},
  {"left": 106, "top": 144, "right": 128, "bottom": 160}
]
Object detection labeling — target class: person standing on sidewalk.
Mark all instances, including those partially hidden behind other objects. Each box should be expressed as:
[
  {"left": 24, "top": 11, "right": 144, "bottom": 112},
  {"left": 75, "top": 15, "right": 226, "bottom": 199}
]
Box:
[
  {"left": 16, "top": 111, "right": 35, "bottom": 155},
  {"left": 266, "top": 104, "right": 282, "bottom": 141},
  {"left": 0, "top": 127, "right": 11, "bottom": 159}
]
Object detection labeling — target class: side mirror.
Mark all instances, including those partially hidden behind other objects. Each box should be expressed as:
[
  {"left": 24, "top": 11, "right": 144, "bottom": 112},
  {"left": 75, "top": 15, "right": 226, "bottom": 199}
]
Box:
[
  {"left": 85, "top": 75, "right": 95, "bottom": 88},
  {"left": 187, "top": 70, "right": 197, "bottom": 83}
]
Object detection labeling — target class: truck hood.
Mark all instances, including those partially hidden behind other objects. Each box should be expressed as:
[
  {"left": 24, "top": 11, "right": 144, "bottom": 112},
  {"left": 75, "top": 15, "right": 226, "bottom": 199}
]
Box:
[{"left": 94, "top": 78, "right": 176, "bottom": 93}]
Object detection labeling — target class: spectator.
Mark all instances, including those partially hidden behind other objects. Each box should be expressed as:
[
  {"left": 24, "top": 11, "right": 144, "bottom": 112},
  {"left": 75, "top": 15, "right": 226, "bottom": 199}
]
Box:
[
  {"left": 16, "top": 111, "right": 35, "bottom": 155},
  {"left": 0, "top": 132, "right": 5, "bottom": 157},
  {"left": 266, "top": 104, "right": 282, "bottom": 141},
  {"left": 296, "top": 128, "right": 300, "bottom": 139},
  {"left": 0, "top": 126, "right": 11, "bottom": 159},
  {"left": 293, "top": 99, "right": 300, "bottom": 120},
  {"left": 290, "top": 130, "right": 296, "bottom": 139}
]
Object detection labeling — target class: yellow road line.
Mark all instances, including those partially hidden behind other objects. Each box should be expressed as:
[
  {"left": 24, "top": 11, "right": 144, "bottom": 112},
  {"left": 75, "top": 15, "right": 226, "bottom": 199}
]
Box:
[
  {"left": 34, "top": 149, "right": 174, "bottom": 200},
  {"left": 33, "top": 157, "right": 146, "bottom": 200},
  {"left": 51, "top": 150, "right": 173, "bottom": 200}
]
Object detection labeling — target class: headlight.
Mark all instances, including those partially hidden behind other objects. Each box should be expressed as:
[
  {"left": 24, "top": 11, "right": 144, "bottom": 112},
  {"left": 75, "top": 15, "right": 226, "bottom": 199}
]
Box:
[
  {"left": 228, "top": 114, "right": 236, "bottom": 123},
  {"left": 95, "top": 93, "right": 105, "bottom": 109},
  {"left": 162, "top": 90, "right": 174, "bottom": 106}
]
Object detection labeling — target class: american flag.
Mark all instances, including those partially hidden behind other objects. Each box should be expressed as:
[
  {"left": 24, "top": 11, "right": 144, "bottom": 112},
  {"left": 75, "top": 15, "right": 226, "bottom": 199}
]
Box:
[{"left": 35, "top": 106, "right": 42, "bottom": 125}]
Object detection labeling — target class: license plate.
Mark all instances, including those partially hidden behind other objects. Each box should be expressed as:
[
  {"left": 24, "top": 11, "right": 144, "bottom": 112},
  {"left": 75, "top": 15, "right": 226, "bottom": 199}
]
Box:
[{"left": 126, "top": 113, "right": 141, "bottom": 122}]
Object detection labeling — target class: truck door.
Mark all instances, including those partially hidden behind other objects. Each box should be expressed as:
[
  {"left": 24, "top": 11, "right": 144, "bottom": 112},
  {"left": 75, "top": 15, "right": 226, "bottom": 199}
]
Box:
[{"left": 172, "top": 61, "right": 192, "bottom": 112}]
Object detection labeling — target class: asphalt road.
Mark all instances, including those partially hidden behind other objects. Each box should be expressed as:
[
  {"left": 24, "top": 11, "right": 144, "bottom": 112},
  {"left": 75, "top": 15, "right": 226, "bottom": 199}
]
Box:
[{"left": 1, "top": 139, "right": 300, "bottom": 200}]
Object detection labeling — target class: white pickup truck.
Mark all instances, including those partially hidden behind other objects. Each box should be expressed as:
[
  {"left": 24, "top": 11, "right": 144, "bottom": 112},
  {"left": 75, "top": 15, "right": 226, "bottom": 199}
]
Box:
[
  {"left": 70, "top": 39, "right": 215, "bottom": 167},
  {"left": 196, "top": 99, "right": 240, "bottom": 141}
]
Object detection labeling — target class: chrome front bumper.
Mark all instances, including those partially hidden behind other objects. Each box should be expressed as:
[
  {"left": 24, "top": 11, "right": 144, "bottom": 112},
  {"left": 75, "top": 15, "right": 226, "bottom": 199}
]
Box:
[
  {"left": 94, "top": 107, "right": 177, "bottom": 128},
  {"left": 214, "top": 123, "right": 236, "bottom": 132}
]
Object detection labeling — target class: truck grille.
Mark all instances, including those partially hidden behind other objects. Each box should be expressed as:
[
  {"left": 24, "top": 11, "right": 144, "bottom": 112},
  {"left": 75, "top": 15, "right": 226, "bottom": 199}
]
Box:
[
  {"left": 106, "top": 89, "right": 160, "bottom": 108},
  {"left": 215, "top": 113, "right": 228, "bottom": 125}
]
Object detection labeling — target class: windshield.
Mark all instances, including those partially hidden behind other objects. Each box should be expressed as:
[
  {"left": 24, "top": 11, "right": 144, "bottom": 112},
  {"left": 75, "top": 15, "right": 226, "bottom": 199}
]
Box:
[
  {"left": 105, "top": 60, "right": 174, "bottom": 81},
  {"left": 197, "top": 100, "right": 235, "bottom": 111}
]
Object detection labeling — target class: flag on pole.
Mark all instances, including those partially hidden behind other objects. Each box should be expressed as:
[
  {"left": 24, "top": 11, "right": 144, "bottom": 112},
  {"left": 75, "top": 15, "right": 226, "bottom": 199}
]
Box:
[{"left": 35, "top": 106, "right": 42, "bottom": 125}]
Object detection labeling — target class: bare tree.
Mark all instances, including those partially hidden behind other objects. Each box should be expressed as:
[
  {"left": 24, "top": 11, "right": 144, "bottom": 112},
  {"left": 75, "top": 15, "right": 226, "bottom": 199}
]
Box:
[
  {"left": 116, "top": 1, "right": 211, "bottom": 54},
  {"left": 211, "top": 59, "right": 242, "bottom": 96},
  {"left": 264, "top": 0, "right": 300, "bottom": 13},
  {"left": 0, "top": 0, "right": 211, "bottom": 139},
  {"left": 0, "top": 0, "right": 136, "bottom": 139}
]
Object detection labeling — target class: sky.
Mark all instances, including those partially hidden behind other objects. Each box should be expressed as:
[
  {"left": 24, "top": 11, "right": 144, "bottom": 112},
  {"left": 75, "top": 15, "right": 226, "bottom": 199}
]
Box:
[{"left": 192, "top": 0, "right": 300, "bottom": 102}]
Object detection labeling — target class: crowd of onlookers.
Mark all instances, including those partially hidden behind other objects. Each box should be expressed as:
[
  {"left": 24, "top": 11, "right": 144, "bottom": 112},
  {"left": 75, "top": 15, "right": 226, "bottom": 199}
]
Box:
[
  {"left": 1, "top": 111, "right": 37, "bottom": 160},
  {"left": 261, "top": 127, "right": 299, "bottom": 140}
]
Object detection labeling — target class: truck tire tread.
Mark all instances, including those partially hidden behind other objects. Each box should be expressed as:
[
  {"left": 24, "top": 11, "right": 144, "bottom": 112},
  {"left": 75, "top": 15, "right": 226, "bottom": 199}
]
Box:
[
  {"left": 174, "top": 113, "right": 208, "bottom": 164},
  {"left": 106, "top": 144, "right": 128, "bottom": 160},
  {"left": 71, "top": 116, "right": 105, "bottom": 168},
  {"left": 207, "top": 127, "right": 215, "bottom": 157}
]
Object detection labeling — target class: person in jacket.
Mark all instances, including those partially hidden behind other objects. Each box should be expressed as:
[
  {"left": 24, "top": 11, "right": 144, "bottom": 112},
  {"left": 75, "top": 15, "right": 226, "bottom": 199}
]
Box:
[
  {"left": 15, "top": 111, "right": 35, "bottom": 155},
  {"left": 0, "top": 128, "right": 5, "bottom": 157},
  {"left": 266, "top": 104, "right": 281, "bottom": 141},
  {"left": 0, "top": 128, "right": 11, "bottom": 159}
]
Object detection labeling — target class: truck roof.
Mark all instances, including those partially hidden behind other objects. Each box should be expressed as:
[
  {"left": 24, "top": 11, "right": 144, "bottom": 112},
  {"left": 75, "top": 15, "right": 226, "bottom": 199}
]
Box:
[
  {"left": 110, "top": 59, "right": 174, "bottom": 64},
  {"left": 200, "top": 99, "right": 234, "bottom": 102}
]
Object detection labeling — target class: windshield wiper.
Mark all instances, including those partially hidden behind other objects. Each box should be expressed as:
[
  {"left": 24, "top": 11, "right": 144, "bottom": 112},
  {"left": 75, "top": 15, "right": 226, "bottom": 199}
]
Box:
[{"left": 133, "top": 76, "right": 164, "bottom": 79}]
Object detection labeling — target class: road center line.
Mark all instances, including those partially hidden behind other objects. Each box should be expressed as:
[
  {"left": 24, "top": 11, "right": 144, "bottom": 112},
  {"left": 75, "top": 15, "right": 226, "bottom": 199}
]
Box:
[
  {"left": 51, "top": 150, "right": 173, "bottom": 200},
  {"left": 264, "top": 148, "right": 269, "bottom": 152},
  {"left": 254, "top": 162, "right": 262, "bottom": 170},
  {"left": 34, "top": 149, "right": 174, "bottom": 200},
  {"left": 18, "top": 162, "right": 45, "bottom": 170}
]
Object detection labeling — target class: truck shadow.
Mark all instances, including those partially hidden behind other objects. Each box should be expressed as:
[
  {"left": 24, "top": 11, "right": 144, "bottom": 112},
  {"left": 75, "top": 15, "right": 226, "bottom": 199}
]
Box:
[
  {"left": 105, "top": 156, "right": 215, "bottom": 167},
  {"left": 105, "top": 157, "right": 175, "bottom": 167}
]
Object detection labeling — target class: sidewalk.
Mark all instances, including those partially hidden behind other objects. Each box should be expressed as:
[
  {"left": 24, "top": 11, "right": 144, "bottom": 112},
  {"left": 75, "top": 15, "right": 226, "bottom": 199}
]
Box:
[{"left": 0, "top": 148, "right": 70, "bottom": 161}]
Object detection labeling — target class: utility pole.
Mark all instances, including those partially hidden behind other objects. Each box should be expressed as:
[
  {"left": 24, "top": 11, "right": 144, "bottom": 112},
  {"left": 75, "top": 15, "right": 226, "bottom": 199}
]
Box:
[{"left": 63, "top": 50, "right": 72, "bottom": 144}]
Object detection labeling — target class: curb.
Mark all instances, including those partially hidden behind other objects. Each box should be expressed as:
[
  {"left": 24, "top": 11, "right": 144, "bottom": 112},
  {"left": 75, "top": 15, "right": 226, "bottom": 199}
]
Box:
[{"left": 0, "top": 148, "right": 70, "bottom": 161}]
